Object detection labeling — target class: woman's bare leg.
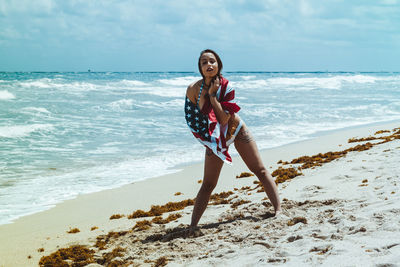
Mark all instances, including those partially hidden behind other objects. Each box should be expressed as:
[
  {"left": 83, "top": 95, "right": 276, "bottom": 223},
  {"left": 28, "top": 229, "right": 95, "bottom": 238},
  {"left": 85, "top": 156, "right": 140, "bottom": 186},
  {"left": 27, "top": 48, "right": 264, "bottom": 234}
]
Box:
[
  {"left": 234, "top": 125, "right": 281, "bottom": 214},
  {"left": 190, "top": 148, "right": 224, "bottom": 226}
]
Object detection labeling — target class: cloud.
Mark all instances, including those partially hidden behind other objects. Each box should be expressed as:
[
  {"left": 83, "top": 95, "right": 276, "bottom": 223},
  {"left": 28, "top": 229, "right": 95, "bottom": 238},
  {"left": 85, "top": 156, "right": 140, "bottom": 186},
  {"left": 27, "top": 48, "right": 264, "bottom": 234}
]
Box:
[{"left": 0, "top": 0, "right": 399, "bottom": 70}]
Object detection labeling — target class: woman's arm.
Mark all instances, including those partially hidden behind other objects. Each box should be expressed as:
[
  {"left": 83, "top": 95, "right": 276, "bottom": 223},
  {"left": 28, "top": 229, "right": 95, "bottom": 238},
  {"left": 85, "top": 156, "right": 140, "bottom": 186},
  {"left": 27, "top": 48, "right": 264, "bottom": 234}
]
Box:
[{"left": 208, "top": 77, "right": 231, "bottom": 126}]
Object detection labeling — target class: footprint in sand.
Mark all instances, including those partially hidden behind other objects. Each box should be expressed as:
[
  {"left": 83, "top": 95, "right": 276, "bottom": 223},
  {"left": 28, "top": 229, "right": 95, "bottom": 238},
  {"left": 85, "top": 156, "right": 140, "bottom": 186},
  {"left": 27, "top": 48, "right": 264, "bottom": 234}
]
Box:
[{"left": 331, "top": 175, "right": 351, "bottom": 180}]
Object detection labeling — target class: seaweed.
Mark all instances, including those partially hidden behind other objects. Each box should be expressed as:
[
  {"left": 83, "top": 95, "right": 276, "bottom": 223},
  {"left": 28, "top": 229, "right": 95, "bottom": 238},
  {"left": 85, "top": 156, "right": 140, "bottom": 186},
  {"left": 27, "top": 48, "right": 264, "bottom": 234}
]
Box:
[
  {"left": 109, "top": 214, "right": 124, "bottom": 220},
  {"left": 133, "top": 219, "right": 152, "bottom": 231},
  {"left": 231, "top": 199, "right": 251, "bottom": 209},
  {"left": 151, "top": 213, "right": 182, "bottom": 224},
  {"left": 287, "top": 217, "right": 307, "bottom": 226},
  {"left": 39, "top": 245, "right": 95, "bottom": 267},
  {"left": 375, "top": 130, "right": 391, "bottom": 134},
  {"left": 272, "top": 167, "right": 303, "bottom": 184},
  {"left": 97, "top": 246, "right": 126, "bottom": 265},
  {"left": 67, "top": 228, "right": 80, "bottom": 234},
  {"left": 153, "top": 256, "right": 168, "bottom": 267},
  {"left": 236, "top": 172, "right": 254, "bottom": 178},
  {"left": 95, "top": 231, "right": 129, "bottom": 250},
  {"left": 128, "top": 199, "right": 194, "bottom": 219},
  {"left": 209, "top": 191, "right": 234, "bottom": 205}
]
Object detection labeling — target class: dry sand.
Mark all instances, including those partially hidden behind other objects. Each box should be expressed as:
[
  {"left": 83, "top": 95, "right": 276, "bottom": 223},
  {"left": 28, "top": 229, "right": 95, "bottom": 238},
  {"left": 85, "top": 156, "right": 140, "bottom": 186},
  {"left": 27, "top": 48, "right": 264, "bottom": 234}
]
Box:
[{"left": 0, "top": 121, "right": 399, "bottom": 267}]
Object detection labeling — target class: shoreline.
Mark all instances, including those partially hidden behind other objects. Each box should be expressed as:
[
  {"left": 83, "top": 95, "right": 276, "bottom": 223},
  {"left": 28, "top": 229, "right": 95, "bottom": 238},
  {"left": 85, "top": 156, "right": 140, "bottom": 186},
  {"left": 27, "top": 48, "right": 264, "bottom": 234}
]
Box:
[
  {"left": 3, "top": 118, "right": 398, "bottom": 227},
  {"left": 1, "top": 120, "right": 399, "bottom": 266},
  {"left": 3, "top": 119, "right": 397, "bottom": 227}
]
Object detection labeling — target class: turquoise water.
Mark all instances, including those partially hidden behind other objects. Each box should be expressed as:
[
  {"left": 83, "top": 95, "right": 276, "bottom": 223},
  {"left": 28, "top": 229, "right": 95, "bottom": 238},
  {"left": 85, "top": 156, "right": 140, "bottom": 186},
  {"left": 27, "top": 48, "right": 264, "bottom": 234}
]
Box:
[{"left": 1, "top": 71, "right": 400, "bottom": 224}]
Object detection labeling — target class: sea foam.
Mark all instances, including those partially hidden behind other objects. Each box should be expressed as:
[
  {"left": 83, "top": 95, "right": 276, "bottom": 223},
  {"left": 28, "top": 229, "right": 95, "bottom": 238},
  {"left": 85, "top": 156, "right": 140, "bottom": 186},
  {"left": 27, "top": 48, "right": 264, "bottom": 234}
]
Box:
[
  {"left": 158, "top": 76, "right": 198, "bottom": 86},
  {"left": 0, "top": 90, "right": 15, "bottom": 100},
  {"left": 0, "top": 124, "right": 53, "bottom": 138},
  {"left": 108, "top": 99, "right": 134, "bottom": 111}
]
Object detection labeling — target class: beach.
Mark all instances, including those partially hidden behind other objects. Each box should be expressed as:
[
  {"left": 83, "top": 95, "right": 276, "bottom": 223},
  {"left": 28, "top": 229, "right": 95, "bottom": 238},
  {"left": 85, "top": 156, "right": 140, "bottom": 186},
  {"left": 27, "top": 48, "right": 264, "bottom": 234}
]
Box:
[{"left": 1, "top": 121, "right": 399, "bottom": 266}]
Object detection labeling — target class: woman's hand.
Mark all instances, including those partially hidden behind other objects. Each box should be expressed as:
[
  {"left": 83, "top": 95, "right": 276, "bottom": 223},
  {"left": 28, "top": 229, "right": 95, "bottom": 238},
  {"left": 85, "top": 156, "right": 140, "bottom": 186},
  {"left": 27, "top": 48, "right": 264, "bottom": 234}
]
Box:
[{"left": 208, "top": 76, "right": 220, "bottom": 95}]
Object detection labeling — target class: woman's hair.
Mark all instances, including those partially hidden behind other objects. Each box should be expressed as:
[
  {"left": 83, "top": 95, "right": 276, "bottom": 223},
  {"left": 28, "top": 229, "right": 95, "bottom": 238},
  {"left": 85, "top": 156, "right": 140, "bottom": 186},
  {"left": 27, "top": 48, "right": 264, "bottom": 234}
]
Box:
[{"left": 198, "top": 49, "right": 223, "bottom": 79}]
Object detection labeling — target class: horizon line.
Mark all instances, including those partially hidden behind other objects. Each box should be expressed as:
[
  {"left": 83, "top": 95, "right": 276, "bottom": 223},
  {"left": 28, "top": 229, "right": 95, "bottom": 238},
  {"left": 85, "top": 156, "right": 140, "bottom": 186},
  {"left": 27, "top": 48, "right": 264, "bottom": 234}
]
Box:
[{"left": 1, "top": 70, "right": 399, "bottom": 74}]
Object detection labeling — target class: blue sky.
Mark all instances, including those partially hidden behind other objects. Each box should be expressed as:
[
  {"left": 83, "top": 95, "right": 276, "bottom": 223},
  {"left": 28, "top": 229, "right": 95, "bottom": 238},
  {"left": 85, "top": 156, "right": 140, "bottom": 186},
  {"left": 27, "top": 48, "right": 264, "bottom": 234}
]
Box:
[{"left": 0, "top": 0, "right": 399, "bottom": 71}]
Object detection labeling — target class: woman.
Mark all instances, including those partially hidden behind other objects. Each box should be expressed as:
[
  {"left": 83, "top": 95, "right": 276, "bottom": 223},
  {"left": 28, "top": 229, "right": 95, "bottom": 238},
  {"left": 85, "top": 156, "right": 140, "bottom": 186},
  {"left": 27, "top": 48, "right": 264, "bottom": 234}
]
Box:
[{"left": 185, "top": 49, "right": 281, "bottom": 227}]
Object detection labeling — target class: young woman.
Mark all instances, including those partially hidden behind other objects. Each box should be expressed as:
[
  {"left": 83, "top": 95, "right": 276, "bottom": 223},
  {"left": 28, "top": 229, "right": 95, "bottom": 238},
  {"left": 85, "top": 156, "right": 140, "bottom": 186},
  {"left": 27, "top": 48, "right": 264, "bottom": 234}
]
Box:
[{"left": 185, "top": 49, "right": 281, "bottom": 227}]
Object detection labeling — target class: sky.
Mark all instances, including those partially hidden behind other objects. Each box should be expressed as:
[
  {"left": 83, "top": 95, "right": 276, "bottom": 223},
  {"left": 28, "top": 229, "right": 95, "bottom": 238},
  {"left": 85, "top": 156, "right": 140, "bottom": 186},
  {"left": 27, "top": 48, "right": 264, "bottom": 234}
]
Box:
[{"left": 0, "top": 0, "right": 399, "bottom": 72}]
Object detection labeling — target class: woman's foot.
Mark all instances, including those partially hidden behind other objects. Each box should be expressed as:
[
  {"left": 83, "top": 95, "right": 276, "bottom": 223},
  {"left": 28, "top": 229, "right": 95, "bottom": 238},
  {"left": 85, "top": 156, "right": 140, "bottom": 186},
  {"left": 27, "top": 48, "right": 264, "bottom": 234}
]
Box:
[{"left": 274, "top": 209, "right": 282, "bottom": 217}]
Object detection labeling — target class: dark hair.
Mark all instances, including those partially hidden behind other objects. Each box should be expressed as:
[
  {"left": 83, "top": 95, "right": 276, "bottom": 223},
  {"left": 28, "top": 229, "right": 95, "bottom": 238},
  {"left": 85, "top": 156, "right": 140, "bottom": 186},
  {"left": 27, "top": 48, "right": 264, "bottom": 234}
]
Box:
[{"left": 198, "top": 49, "right": 223, "bottom": 79}]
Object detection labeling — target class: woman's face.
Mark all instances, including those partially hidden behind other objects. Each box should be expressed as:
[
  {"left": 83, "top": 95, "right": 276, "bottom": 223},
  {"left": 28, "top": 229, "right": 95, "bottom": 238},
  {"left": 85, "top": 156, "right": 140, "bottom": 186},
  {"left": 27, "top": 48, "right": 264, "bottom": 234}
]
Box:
[{"left": 200, "top": 52, "right": 219, "bottom": 79}]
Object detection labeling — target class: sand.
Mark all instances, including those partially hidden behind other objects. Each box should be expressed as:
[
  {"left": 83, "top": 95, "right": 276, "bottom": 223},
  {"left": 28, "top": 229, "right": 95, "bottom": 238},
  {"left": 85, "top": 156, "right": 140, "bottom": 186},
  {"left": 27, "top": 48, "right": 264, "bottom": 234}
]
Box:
[{"left": 0, "top": 121, "right": 399, "bottom": 266}]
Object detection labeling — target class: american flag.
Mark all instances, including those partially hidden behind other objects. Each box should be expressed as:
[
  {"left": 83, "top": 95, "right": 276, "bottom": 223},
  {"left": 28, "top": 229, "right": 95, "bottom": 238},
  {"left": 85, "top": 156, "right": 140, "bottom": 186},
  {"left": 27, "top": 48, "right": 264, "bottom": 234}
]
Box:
[{"left": 185, "top": 76, "right": 240, "bottom": 164}]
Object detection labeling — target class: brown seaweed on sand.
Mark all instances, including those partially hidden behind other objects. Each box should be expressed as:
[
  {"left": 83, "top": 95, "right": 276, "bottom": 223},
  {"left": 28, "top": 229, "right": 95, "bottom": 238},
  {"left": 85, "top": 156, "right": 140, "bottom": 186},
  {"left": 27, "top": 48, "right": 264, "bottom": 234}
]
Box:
[
  {"left": 209, "top": 191, "right": 234, "bottom": 205},
  {"left": 67, "top": 227, "right": 80, "bottom": 234},
  {"left": 151, "top": 213, "right": 182, "bottom": 224},
  {"left": 236, "top": 172, "right": 254, "bottom": 178},
  {"left": 128, "top": 199, "right": 194, "bottom": 219},
  {"left": 109, "top": 214, "right": 124, "bottom": 220},
  {"left": 287, "top": 217, "right": 308, "bottom": 226},
  {"left": 39, "top": 245, "right": 95, "bottom": 267},
  {"left": 153, "top": 256, "right": 168, "bottom": 267},
  {"left": 133, "top": 219, "right": 152, "bottom": 231},
  {"left": 274, "top": 126, "right": 400, "bottom": 175},
  {"left": 95, "top": 231, "right": 129, "bottom": 250},
  {"left": 272, "top": 167, "right": 303, "bottom": 184}
]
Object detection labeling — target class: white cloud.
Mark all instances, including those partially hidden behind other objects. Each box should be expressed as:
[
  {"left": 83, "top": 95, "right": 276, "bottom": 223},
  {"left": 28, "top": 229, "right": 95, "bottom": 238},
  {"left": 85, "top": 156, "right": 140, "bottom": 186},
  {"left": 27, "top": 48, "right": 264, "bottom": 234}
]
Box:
[{"left": 1, "top": 0, "right": 399, "bottom": 70}]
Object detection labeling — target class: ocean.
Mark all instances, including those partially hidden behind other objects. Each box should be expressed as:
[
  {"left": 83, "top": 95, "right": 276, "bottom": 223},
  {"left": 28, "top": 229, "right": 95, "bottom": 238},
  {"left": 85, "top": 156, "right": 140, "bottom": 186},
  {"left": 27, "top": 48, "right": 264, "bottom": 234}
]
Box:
[{"left": 1, "top": 71, "right": 399, "bottom": 225}]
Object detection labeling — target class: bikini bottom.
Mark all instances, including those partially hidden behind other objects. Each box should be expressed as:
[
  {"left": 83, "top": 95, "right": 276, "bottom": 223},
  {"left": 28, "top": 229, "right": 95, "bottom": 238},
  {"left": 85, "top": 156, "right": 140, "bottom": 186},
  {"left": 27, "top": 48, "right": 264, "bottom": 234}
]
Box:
[{"left": 226, "top": 119, "right": 243, "bottom": 146}]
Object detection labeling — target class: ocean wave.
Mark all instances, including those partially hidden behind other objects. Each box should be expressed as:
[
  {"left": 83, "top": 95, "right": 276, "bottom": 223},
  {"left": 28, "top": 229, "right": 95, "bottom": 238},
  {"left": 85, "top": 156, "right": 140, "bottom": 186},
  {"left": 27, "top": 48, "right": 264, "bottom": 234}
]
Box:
[
  {"left": 147, "top": 86, "right": 186, "bottom": 97},
  {"left": 107, "top": 99, "right": 134, "bottom": 111},
  {"left": 115, "top": 79, "right": 148, "bottom": 87},
  {"left": 0, "top": 90, "right": 15, "bottom": 100},
  {"left": 141, "top": 99, "right": 184, "bottom": 108},
  {"left": 18, "top": 78, "right": 65, "bottom": 89},
  {"left": 0, "top": 124, "right": 54, "bottom": 138},
  {"left": 231, "top": 80, "right": 269, "bottom": 89},
  {"left": 158, "top": 76, "right": 199, "bottom": 86},
  {"left": 18, "top": 78, "right": 152, "bottom": 94},
  {"left": 232, "top": 74, "right": 382, "bottom": 91},
  {"left": 22, "top": 107, "right": 51, "bottom": 113}
]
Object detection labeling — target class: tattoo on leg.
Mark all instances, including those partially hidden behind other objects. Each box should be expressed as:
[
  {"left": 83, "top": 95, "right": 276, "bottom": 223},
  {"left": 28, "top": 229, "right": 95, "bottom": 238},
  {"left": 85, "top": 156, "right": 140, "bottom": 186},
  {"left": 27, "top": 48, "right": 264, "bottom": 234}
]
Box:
[
  {"left": 236, "top": 128, "right": 253, "bottom": 143},
  {"left": 206, "top": 148, "right": 214, "bottom": 156}
]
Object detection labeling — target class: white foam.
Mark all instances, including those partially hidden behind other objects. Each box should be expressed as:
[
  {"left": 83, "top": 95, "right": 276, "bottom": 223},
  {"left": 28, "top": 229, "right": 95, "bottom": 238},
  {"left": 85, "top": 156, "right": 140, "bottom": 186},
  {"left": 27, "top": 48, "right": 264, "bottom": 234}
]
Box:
[
  {"left": 158, "top": 76, "right": 199, "bottom": 86},
  {"left": 141, "top": 99, "right": 184, "bottom": 108},
  {"left": 268, "top": 75, "right": 378, "bottom": 90},
  {"left": 22, "top": 107, "right": 51, "bottom": 113},
  {"left": 19, "top": 78, "right": 64, "bottom": 89},
  {"left": 240, "top": 75, "right": 257, "bottom": 80},
  {"left": 232, "top": 74, "right": 382, "bottom": 91},
  {"left": 0, "top": 124, "right": 54, "bottom": 138},
  {"left": 108, "top": 99, "right": 134, "bottom": 111},
  {"left": 147, "top": 86, "right": 186, "bottom": 97},
  {"left": 268, "top": 77, "right": 341, "bottom": 90},
  {"left": 112, "top": 79, "right": 148, "bottom": 88},
  {"left": 0, "top": 90, "right": 15, "bottom": 100},
  {"left": 231, "top": 80, "right": 269, "bottom": 89}
]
